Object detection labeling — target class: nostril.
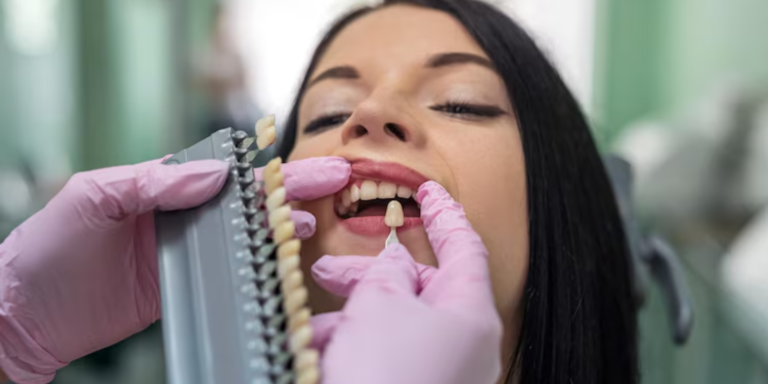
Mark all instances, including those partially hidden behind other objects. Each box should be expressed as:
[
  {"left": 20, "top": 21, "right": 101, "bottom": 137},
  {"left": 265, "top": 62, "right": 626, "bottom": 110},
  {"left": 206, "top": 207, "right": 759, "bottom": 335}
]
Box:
[
  {"left": 385, "top": 123, "right": 406, "bottom": 141},
  {"left": 352, "top": 125, "right": 368, "bottom": 138}
]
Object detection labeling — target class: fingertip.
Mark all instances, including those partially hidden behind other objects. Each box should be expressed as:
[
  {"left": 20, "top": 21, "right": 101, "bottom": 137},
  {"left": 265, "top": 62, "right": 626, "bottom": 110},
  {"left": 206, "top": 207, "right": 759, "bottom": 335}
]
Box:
[
  {"left": 280, "top": 157, "right": 352, "bottom": 202},
  {"left": 290, "top": 210, "right": 316, "bottom": 239},
  {"left": 311, "top": 255, "right": 372, "bottom": 298},
  {"left": 310, "top": 255, "right": 335, "bottom": 280},
  {"left": 415, "top": 180, "right": 449, "bottom": 204},
  {"left": 322, "top": 156, "right": 353, "bottom": 169}
]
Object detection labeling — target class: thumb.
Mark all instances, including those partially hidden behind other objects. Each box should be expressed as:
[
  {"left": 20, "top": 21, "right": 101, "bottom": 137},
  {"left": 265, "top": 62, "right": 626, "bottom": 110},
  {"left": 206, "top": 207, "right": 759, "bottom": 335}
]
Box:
[
  {"left": 254, "top": 157, "right": 350, "bottom": 202},
  {"left": 141, "top": 159, "right": 230, "bottom": 212},
  {"left": 152, "top": 160, "right": 230, "bottom": 211},
  {"left": 68, "top": 159, "right": 229, "bottom": 220}
]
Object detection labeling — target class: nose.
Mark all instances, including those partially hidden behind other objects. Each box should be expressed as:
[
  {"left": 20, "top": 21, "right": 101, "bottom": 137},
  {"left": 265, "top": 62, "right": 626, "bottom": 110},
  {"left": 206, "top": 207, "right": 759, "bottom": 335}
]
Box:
[{"left": 340, "top": 95, "right": 424, "bottom": 148}]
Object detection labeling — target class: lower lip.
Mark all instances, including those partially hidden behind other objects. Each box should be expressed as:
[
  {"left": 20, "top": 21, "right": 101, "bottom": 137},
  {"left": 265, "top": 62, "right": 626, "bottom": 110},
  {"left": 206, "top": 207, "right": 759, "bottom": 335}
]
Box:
[{"left": 339, "top": 216, "right": 423, "bottom": 236}]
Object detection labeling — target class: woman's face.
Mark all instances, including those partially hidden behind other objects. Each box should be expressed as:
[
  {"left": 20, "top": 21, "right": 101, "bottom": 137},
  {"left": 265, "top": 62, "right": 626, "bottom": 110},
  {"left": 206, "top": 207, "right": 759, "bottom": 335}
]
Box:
[{"left": 289, "top": 4, "right": 528, "bottom": 353}]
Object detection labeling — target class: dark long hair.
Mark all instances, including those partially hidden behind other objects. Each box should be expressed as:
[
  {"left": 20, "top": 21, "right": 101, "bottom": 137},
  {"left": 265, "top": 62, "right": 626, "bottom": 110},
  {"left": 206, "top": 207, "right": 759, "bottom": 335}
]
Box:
[{"left": 277, "top": 1, "right": 638, "bottom": 383}]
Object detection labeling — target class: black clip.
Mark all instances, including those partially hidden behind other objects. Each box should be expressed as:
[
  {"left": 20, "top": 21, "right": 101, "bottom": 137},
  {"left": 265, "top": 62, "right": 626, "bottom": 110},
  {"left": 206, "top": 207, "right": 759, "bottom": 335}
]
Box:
[{"left": 603, "top": 155, "right": 694, "bottom": 345}]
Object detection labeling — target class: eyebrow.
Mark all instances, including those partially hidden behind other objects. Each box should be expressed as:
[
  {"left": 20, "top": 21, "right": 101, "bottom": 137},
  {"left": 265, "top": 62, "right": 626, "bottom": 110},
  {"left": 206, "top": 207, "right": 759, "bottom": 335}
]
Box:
[
  {"left": 306, "top": 52, "right": 496, "bottom": 88},
  {"left": 308, "top": 66, "right": 360, "bottom": 87},
  {"left": 426, "top": 52, "right": 496, "bottom": 71}
]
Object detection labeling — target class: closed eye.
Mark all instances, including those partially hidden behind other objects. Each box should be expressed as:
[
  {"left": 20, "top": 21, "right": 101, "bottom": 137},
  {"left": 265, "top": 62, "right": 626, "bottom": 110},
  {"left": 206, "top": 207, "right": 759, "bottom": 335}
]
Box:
[
  {"left": 429, "top": 102, "right": 506, "bottom": 118},
  {"left": 303, "top": 113, "right": 351, "bottom": 134}
]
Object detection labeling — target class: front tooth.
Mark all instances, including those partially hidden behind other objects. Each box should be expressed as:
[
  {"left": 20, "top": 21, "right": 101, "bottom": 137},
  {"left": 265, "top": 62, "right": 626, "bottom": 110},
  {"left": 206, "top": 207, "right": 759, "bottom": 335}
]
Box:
[
  {"left": 288, "top": 308, "right": 310, "bottom": 331},
  {"left": 285, "top": 287, "right": 308, "bottom": 314},
  {"left": 277, "top": 239, "right": 301, "bottom": 259},
  {"left": 385, "top": 200, "right": 404, "bottom": 227},
  {"left": 282, "top": 270, "right": 303, "bottom": 292},
  {"left": 269, "top": 206, "right": 291, "bottom": 229},
  {"left": 360, "top": 180, "right": 378, "bottom": 200},
  {"left": 255, "top": 114, "right": 275, "bottom": 135},
  {"left": 265, "top": 187, "right": 286, "bottom": 211},
  {"left": 341, "top": 189, "right": 351, "bottom": 206},
  {"left": 396, "top": 185, "right": 412, "bottom": 198},
  {"left": 278, "top": 255, "right": 300, "bottom": 276},
  {"left": 350, "top": 184, "right": 360, "bottom": 203},
  {"left": 274, "top": 221, "right": 295, "bottom": 244},
  {"left": 264, "top": 171, "right": 284, "bottom": 195},
  {"left": 295, "top": 349, "right": 319, "bottom": 371},
  {"left": 297, "top": 366, "right": 320, "bottom": 384},
  {"left": 256, "top": 125, "right": 276, "bottom": 150},
  {"left": 290, "top": 324, "right": 312, "bottom": 352},
  {"left": 378, "top": 182, "right": 397, "bottom": 198}
]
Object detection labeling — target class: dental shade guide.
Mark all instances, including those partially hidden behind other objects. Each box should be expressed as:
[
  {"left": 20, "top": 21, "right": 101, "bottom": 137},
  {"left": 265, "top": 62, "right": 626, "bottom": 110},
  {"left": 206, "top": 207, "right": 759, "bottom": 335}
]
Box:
[
  {"left": 154, "top": 116, "right": 319, "bottom": 384},
  {"left": 384, "top": 200, "right": 404, "bottom": 248}
]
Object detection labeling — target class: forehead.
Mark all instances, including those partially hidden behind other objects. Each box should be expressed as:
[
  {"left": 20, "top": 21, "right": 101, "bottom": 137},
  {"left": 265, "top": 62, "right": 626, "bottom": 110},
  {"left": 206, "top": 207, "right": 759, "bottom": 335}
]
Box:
[{"left": 315, "top": 5, "right": 488, "bottom": 73}]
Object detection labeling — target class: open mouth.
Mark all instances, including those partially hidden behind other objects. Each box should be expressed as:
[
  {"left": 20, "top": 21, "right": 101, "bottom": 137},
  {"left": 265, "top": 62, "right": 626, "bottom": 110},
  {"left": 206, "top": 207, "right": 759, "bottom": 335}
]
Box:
[
  {"left": 333, "top": 158, "right": 429, "bottom": 236},
  {"left": 334, "top": 180, "right": 421, "bottom": 219}
]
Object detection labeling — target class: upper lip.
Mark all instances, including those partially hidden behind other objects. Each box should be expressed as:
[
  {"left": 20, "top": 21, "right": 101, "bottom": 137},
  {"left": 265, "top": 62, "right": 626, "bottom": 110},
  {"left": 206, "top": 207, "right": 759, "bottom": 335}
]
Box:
[{"left": 348, "top": 158, "right": 429, "bottom": 190}]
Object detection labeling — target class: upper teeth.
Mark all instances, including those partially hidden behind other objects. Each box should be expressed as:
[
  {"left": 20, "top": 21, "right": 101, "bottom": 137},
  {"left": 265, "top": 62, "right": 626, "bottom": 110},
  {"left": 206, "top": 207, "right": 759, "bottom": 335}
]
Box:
[{"left": 336, "top": 180, "right": 414, "bottom": 216}]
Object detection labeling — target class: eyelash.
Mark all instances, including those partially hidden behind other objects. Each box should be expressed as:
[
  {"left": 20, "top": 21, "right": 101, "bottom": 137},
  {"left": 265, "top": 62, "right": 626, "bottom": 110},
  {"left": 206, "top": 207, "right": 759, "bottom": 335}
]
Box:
[
  {"left": 429, "top": 101, "right": 506, "bottom": 118},
  {"left": 303, "top": 113, "right": 351, "bottom": 134},
  {"left": 302, "top": 102, "right": 505, "bottom": 134}
]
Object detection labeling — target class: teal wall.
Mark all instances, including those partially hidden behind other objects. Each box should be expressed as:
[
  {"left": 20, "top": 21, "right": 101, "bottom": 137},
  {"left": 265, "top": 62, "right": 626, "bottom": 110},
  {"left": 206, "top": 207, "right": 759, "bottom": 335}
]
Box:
[
  {"left": 0, "top": 0, "right": 218, "bottom": 173},
  {"left": 659, "top": 0, "right": 768, "bottom": 113},
  {"left": 0, "top": 1, "right": 77, "bottom": 176},
  {"left": 594, "top": 0, "right": 768, "bottom": 382},
  {"left": 77, "top": 0, "right": 174, "bottom": 170},
  {"left": 594, "top": 0, "right": 768, "bottom": 145}
]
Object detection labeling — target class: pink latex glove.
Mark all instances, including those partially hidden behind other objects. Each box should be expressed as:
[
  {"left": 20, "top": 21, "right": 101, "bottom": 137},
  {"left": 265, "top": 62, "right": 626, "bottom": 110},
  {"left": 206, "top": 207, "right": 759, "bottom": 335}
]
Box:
[
  {"left": 0, "top": 156, "right": 350, "bottom": 384},
  {"left": 309, "top": 181, "right": 503, "bottom": 384}
]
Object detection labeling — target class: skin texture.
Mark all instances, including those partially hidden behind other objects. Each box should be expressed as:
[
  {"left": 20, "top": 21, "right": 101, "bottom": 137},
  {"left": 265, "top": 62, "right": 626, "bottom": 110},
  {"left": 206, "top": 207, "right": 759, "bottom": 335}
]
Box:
[{"left": 289, "top": 5, "right": 529, "bottom": 360}]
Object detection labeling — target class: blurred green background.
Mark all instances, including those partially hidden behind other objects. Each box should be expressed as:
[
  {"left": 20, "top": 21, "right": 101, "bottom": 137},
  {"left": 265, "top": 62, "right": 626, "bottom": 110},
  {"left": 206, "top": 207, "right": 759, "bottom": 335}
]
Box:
[{"left": 1, "top": 0, "right": 767, "bottom": 383}]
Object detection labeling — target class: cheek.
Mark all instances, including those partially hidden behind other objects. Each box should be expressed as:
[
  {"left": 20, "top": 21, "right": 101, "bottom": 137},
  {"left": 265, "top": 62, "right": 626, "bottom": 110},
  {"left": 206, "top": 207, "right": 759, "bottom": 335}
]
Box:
[
  {"left": 287, "top": 134, "right": 340, "bottom": 161},
  {"left": 440, "top": 126, "right": 529, "bottom": 320}
]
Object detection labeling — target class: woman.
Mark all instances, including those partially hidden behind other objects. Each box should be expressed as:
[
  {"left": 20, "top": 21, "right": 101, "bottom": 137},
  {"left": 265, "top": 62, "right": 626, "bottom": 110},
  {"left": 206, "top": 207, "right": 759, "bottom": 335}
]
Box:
[
  {"left": 0, "top": 1, "right": 637, "bottom": 383},
  {"left": 282, "top": 1, "right": 637, "bottom": 383}
]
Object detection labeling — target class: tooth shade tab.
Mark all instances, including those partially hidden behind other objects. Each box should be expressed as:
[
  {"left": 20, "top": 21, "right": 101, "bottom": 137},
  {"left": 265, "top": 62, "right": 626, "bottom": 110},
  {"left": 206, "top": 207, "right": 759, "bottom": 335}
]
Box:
[
  {"left": 256, "top": 114, "right": 275, "bottom": 134},
  {"left": 385, "top": 200, "right": 404, "bottom": 227}
]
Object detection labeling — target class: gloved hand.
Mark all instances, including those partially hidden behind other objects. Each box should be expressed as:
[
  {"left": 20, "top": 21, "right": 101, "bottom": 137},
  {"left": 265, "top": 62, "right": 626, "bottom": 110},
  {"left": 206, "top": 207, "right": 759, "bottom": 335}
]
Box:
[
  {"left": 0, "top": 156, "right": 350, "bottom": 384},
  {"left": 308, "top": 181, "right": 503, "bottom": 384}
]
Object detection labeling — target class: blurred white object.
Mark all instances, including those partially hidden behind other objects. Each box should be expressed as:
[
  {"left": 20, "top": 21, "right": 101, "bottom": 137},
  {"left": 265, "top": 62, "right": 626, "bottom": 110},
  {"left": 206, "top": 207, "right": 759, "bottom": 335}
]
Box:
[
  {"left": 613, "top": 85, "right": 768, "bottom": 222},
  {"left": 721, "top": 207, "right": 768, "bottom": 362},
  {"left": 742, "top": 102, "right": 768, "bottom": 209},
  {"left": 0, "top": 170, "right": 33, "bottom": 218},
  {"left": 2, "top": 0, "right": 60, "bottom": 55}
]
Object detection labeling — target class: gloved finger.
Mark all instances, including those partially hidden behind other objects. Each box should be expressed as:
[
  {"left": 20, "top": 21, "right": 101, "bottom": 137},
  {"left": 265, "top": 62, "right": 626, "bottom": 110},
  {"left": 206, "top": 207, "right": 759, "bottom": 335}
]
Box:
[
  {"left": 290, "top": 210, "right": 316, "bottom": 240},
  {"left": 311, "top": 255, "right": 437, "bottom": 298},
  {"left": 253, "top": 157, "right": 350, "bottom": 202},
  {"left": 346, "top": 244, "right": 419, "bottom": 303},
  {"left": 68, "top": 159, "right": 230, "bottom": 220},
  {"left": 309, "top": 311, "right": 342, "bottom": 351},
  {"left": 415, "top": 181, "right": 494, "bottom": 309}
]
